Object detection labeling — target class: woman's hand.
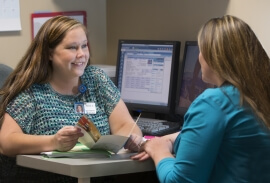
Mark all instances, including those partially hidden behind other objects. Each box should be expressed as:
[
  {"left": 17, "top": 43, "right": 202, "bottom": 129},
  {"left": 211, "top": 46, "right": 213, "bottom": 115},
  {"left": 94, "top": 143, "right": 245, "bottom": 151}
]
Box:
[
  {"left": 131, "top": 139, "right": 153, "bottom": 161},
  {"left": 132, "top": 136, "right": 174, "bottom": 165},
  {"left": 124, "top": 133, "right": 143, "bottom": 152},
  {"left": 144, "top": 136, "right": 173, "bottom": 156},
  {"left": 53, "top": 126, "right": 84, "bottom": 151},
  {"left": 131, "top": 150, "right": 151, "bottom": 161}
]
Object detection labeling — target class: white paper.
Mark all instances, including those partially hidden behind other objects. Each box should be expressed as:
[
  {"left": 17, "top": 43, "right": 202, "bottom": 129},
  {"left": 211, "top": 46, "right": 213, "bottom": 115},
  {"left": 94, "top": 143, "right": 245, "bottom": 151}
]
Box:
[
  {"left": 76, "top": 115, "right": 130, "bottom": 154},
  {"left": 0, "top": 0, "right": 21, "bottom": 31},
  {"left": 77, "top": 125, "right": 129, "bottom": 154},
  {"left": 92, "top": 135, "right": 129, "bottom": 154},
  {"left": 32, "top": 14, "right": 85, "bottom": 38}
]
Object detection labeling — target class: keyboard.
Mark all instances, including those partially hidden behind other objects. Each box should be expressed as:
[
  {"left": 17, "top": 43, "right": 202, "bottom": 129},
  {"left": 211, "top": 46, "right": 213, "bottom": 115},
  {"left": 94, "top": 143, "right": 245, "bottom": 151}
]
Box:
[{"left": 136, "top": 117, "right": 182, "bottom": 136}]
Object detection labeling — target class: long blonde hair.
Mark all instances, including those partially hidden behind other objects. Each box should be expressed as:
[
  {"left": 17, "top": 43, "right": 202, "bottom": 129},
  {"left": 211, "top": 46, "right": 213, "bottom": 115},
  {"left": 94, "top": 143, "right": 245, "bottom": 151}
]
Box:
[
  {"left": 0, "top": 16, "right": 90, "bottom": 128},
  {"left": 198, "top": 15, "right": 270, "bottom": 128}
]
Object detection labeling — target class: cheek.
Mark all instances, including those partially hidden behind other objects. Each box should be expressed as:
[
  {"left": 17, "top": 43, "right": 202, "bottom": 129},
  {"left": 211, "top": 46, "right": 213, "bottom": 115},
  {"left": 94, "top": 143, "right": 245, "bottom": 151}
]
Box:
[
  {"left": 53, "top": 51, "right": 74, "bottom": 62},
  {"left": 85, "top": 51, "right": 90, "bottom": 59},
  {"left": 201, "top": 64, "right": 212, "bottom": 82},
  {"left": 203, "top": 68, "right": 217, "bottom": 84}
]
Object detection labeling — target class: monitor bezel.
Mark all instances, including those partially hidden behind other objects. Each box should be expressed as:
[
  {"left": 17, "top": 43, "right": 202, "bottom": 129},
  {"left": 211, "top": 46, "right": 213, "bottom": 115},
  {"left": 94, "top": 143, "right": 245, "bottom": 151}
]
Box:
[
  {"left": 175, "top": 41, "right": 198, "bottom": 116},
  {"left": 115, "top": 39, "right": 181, "bottom": 115}
]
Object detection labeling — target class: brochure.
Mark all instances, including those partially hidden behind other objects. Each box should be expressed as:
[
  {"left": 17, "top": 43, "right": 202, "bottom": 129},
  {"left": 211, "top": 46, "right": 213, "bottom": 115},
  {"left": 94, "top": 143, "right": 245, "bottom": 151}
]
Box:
[
  {"left": 76, "top": 115, "right": 130, "bottom": 154},
  {"left": 41, "top": 114, "right": 140, "bottom": 158}
]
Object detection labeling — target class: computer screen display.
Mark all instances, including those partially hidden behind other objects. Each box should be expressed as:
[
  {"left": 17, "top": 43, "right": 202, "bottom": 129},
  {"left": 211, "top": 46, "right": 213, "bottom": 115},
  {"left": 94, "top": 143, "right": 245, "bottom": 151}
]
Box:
[
  {"left": 175, "top": 41, "right": 215, "bottom": 116},
  {"left": 116, "top": 40, "right": 180, "bottom": 115}
]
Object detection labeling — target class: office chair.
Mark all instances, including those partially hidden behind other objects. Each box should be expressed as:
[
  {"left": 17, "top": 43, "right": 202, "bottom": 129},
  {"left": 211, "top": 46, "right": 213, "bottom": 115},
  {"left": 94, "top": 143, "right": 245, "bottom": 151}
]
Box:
[
  {"left": 0, "top": 64, "right": 13, "bottom": 179},
  {"left": 0, "top": 63, "right": 13, "bottom": 88}
]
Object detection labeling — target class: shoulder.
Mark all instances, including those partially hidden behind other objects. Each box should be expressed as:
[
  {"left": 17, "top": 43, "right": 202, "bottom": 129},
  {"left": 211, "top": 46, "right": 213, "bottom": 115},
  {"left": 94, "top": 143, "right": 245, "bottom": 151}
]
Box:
[
  {"left": 12, "top": 87, "right": 35, "bottom": 101},
  {"left": 83, "top": 65, "right": 107, "bottom": 79},
  {"left": 186, "top": 85, "right": 240, "bottom": 122},
  {"left": 195, "top": 85, "right": 239, "bottom": 107},
  {"left": 82, "top": 66, "right": 113, "bottom": 86},
  {"left": 182, "top": 85, "right": 240, "bottom": 138},
  {"left": 8, "top": 84, "right": 47, "bottom": 104},
  {"left": 6, "top": 86, "right": 37, "bottom": 116}
]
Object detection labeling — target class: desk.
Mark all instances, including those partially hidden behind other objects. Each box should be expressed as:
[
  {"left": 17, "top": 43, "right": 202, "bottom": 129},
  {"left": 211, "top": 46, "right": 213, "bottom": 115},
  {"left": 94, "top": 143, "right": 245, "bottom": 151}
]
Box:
[{"left": 17, "top": 151, "right": 155, "bottom": 183}]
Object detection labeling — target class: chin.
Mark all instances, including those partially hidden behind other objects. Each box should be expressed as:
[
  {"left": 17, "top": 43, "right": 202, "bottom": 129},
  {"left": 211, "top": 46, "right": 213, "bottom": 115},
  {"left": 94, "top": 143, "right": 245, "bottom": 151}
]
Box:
[
  {"left": 75, "top": 67, "right": 86, "bottom": 74},
  {"left": 78, "top": 71, "right": 85, "bottom": 77},
  {"left": 72, "top": 70, "right": 84, "bottom": 78}
]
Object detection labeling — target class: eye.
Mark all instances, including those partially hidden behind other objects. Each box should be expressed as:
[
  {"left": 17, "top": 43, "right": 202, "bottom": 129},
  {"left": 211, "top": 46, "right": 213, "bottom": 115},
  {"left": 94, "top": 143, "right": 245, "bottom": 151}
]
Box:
[
  {"left": 68, "top": 46, "right": 77, "bottom": 50},
  {"left": 82, "top": 44, "right": 88, "bottom": 49}
]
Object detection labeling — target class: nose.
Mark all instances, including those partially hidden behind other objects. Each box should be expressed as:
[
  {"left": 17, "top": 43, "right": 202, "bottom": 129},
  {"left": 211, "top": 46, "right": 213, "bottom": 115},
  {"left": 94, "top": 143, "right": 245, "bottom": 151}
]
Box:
[
  {"left": 77, "top": 47, "right": 85, "bottom": 57},
  {"left": 77, "top": 47, "right": 86, "bottom": 58}
]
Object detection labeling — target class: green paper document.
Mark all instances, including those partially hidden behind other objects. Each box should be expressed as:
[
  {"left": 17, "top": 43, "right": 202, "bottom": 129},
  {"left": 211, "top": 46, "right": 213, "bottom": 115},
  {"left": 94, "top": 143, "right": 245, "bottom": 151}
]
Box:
[{"left": 41, "top": 143, "right": 111, "bottom": 158}]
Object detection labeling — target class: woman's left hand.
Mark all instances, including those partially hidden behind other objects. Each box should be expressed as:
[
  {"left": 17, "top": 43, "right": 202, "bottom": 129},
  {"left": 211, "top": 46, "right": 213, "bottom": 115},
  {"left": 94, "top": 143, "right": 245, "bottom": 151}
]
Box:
[
  {"left": 131, "top": 150, "right": 151, "bottom": 161},
  {"left": 124, "top": 133, "right": 143, "bottom": 152},
  {"left": 132, "top": 136, "right": 174, "bottom": 164}
]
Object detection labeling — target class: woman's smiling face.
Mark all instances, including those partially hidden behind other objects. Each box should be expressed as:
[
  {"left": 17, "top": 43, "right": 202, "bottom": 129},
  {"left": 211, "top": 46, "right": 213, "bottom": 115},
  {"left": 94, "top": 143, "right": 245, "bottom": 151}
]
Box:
[{"left": 50, "top": 26, "right": 89, "bottom": 80}]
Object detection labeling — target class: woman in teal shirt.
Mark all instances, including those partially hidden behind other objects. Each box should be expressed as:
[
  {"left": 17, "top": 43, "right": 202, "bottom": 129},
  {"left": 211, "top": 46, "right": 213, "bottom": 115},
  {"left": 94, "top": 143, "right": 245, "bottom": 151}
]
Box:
[{"left": 133, "top": 15, "right": 270, "bottom": 183}]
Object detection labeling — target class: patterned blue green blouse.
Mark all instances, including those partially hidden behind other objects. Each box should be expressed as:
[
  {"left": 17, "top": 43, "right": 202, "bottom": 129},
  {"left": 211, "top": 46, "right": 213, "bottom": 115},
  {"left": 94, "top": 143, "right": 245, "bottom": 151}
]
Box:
[
  {"left": 1, "top": 66, "right": 120, "bottom": 183},
  {"left": 7, "top": 65, "right": 120, "bottom": 136}
]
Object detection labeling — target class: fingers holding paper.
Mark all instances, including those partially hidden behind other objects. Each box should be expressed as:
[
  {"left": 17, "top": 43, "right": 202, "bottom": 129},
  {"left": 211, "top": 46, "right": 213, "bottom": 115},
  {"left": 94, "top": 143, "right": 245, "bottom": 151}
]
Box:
[
  {"left": 53, "top": 126, "right": 84, "bottom": 151},
  {"left": 124, "top": 133, "right": 143, "bottom": 152}
]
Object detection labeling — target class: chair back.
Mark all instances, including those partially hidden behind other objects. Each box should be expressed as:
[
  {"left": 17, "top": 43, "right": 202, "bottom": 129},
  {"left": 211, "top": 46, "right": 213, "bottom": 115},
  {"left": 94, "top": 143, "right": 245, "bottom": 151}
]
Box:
[{"left": 0, "top": 64, "right": 13, "bottom": 88}]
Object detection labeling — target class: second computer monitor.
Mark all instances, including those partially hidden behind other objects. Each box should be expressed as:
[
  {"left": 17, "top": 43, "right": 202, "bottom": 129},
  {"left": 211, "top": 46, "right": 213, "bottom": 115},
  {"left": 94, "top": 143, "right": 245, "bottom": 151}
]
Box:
[
  {"left": 116, "top": 39, "right": 180, "bottom": 115},
  {"left": 175, "top": 41, "right": 215, "bottom": 116}
]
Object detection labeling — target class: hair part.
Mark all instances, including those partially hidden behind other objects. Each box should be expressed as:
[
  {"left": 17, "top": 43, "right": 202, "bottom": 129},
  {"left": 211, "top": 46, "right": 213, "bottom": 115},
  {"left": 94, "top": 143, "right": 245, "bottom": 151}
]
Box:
[{"left": 198, "top": 15, "right": 270, "bottom": 128}]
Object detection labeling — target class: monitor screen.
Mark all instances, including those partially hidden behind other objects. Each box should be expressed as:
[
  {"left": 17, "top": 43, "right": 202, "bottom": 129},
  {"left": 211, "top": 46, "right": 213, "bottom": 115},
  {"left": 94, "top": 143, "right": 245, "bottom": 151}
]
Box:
[
  {"left": 116, "top": 40, "right": 180, "bottom": 115},
  {"left": 175, "top": 41, "right": 215, "bottom": 116}
]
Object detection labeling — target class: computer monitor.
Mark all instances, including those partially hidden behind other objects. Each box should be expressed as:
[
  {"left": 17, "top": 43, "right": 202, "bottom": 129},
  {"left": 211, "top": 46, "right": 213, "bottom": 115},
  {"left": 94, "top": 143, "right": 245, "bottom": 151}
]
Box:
[
  {"left": 175, "top": 41, "right": 215, "bottom": 116},
  {"left": 116, "top": 39, "right": 180, "bottom": 116}
]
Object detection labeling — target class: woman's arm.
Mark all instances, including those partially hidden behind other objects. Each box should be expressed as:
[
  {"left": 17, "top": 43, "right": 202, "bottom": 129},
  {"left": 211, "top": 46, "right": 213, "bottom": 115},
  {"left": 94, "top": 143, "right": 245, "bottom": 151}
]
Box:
[
  {"left": 163, "top": 132, "right": 180, "bottom": 145},
  {"left": 109, "top": 99, "right": 142, "bottom": 137},
  {"left": 0, "top": 113, "right": 83, "bottom": 156},
  {"left": 109, "top": 99, "right": 143, "bottom": 151}
]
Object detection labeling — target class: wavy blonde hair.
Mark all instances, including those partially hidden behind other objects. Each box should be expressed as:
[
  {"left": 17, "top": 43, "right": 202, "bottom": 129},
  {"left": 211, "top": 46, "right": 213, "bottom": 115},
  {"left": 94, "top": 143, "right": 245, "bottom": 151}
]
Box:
[
  {"left": 0, "top": 16, "right": 90, "bottom": 128},
  {"left": 198, "top": 15, "right": 270, "bottom": 128}
]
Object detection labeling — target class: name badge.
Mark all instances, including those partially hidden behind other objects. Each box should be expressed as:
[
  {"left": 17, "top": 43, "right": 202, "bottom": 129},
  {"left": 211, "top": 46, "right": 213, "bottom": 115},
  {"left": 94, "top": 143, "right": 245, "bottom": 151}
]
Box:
[{"left": 84, "top": 102, "right": 96, "bottom": 114}]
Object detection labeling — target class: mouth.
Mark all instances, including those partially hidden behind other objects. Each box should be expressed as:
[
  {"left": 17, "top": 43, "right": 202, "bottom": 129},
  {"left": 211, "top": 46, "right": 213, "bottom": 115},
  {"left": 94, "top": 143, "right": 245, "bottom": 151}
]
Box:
[{"left": 72, "top": 62, "right": 85, "bottom": 66}]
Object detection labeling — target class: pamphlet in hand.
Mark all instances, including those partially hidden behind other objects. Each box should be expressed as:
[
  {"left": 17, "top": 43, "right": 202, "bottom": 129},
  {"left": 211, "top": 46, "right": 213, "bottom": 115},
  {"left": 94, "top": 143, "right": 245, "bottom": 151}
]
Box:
[
  {"left": 76, "top": 115, "right": 130, "bottom": 154},
  {"left": 41, "top": 114, "right": 140, "bottom": 158}
]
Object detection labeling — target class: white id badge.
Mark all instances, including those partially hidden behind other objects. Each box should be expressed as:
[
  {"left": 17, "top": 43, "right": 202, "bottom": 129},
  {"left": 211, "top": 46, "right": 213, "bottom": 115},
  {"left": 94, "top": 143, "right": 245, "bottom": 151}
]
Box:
[{"left": 84, "top": 102, "right": 96, "bottom": 114}]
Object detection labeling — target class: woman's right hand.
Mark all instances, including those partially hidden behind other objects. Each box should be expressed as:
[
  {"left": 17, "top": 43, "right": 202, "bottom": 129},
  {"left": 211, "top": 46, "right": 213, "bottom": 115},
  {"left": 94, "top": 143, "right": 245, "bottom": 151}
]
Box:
[{"left": 53, "top": 126, "right": 84, "bottom": 151}]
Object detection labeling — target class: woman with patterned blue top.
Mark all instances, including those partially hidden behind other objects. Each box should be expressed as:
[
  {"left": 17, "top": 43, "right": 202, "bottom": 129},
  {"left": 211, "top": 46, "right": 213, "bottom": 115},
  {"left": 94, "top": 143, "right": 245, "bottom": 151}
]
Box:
[
  {"left": 0, "top": 16, "right": 143, "bottom": 183},
  {"left": 132, "top": 15, "right": 270, "bottom": 183}
]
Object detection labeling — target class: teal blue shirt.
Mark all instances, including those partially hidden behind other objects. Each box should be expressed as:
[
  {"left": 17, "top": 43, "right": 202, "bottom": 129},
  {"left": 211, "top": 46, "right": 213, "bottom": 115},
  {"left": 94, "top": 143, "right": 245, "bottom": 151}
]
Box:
[
  {"left": 157, "top": 85, "right": 270, "bottom": 183},
  {"left": 6, "top": 65, "right": 120, "bottom": 136}
]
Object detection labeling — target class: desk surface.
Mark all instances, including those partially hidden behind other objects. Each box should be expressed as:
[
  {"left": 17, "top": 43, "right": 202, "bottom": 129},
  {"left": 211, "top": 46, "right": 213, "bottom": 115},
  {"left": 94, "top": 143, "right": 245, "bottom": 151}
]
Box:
[{"left": 17, "top": 150, "right": 155, "bottom": 179}]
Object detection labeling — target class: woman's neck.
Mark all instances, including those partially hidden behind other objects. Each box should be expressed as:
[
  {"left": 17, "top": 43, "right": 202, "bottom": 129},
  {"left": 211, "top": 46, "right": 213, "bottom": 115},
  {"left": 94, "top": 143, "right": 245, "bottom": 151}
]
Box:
[{"left": 49, "top": 77, "right": 81, "bottom": 96}]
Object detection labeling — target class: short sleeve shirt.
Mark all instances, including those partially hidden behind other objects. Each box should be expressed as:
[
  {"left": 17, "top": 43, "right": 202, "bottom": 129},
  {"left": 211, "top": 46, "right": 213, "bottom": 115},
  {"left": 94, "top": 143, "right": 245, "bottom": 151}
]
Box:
[{"left": 6, "top": 66, "right": 120, "bottom": 136}]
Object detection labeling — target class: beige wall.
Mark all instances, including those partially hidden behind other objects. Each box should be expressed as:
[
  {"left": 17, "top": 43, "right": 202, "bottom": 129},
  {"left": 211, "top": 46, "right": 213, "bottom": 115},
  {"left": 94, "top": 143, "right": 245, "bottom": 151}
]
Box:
[
  {"left": 106, "top": 0, "right": 230, "bottom": 65},
  {"left": 226, "top": 0, "right": 270, "bottom": 57},
  {"left": 0, "top": 0, "right": 106, "bottom": 68},
  {"left": 1, "top": 1, "right": 270, "bottom": 69},
  {"left": 107, "top": 0, "right": 270, "bottom": 66}
]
